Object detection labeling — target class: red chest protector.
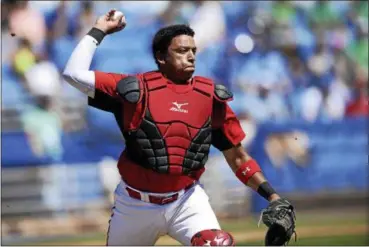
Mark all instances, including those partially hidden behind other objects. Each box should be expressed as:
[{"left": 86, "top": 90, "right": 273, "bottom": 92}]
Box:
[{"left": 122, "top": 71, "right": 215, "bottom": 175}]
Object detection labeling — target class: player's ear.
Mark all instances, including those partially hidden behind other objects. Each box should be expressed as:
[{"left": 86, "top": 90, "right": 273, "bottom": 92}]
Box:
[{"left": 156, "top": 51, "right": 166, "bottom": 66}]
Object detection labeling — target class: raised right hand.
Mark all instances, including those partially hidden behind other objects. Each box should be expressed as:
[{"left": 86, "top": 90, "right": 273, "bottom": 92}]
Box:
[{"left": 94, "top": 9, "right": 126, "bottom": 34}]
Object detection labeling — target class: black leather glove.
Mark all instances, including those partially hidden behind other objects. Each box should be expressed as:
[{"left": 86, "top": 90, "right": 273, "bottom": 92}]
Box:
[{"left": 260, "top": 198, "right": 297, "bottom": 246}]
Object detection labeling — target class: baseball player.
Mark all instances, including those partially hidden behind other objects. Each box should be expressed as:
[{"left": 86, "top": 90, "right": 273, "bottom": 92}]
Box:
[{"left": 63, "top": 9, "right": 296, "bottom": 246}]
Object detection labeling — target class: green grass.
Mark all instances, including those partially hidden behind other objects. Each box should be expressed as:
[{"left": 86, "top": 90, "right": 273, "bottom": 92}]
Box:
[
  {"left": 219, "top": 212, "right": 366, "bottom": 232},
  {"left": 237, "top": 234, "right": 369, "bottom": 246}
]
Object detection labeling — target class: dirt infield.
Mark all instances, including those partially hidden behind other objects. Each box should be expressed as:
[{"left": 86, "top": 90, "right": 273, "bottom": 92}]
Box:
[
  {"left": 155, "top": 224, "right": 368, "bottom": 245},
  {"left": 9, "top": 223, "right": 367, "bottom": 246}
]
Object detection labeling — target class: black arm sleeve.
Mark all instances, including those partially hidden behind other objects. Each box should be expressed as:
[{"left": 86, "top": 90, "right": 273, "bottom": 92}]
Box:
[
  {"left": 88, "top": 90, "right": 120, "bottom": 113},
  {"left": 211, "top": 128, "right": 234, "bottom": 151}
]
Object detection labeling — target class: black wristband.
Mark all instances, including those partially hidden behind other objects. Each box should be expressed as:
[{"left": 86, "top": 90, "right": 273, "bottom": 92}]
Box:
[
  {"left": 257, "top": 181, "right": 276, "bottom": 200},
  {"left": 87, "top": 27, "right": 106, "bottom": 45}
]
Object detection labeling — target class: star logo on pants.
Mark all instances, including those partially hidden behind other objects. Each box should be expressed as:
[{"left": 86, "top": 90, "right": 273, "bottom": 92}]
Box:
[
  {"left": 204, "top": 240, "right": 212, "bottom": 246},
  {"left": 214, "top": 236, "right": 224, "bottom": 245}
]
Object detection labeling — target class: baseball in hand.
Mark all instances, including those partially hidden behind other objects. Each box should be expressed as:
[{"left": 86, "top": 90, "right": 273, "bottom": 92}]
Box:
[
  {"left": 111, "top": 11, "right": 124, "bottom": 25},
  {"left": 95, "top": 9, "right": 126, "bottom": 34}
]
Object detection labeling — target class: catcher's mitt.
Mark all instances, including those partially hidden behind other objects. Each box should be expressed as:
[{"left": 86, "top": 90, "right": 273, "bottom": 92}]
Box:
[{"left": 259, "top": 198, "right": 297, "bottom": 246}]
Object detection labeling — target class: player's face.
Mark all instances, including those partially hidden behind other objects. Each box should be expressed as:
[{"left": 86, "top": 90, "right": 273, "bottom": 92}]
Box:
[{"left": 164, "top": 35, "right": 197, "bottom": 82}]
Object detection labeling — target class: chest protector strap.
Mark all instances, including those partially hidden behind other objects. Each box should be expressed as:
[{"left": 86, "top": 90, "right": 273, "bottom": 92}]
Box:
[
  {"left": 192, "top": 76, "right": 214, "bottom": 98},
  {"left": 143, "top": 71, "right": 168, "bottom": 91}
]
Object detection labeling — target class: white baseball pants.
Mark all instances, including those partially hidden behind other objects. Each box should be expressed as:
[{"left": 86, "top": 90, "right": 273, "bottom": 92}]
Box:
[{"left": 106, "top": 179, "right": 221, "bottom": 245}]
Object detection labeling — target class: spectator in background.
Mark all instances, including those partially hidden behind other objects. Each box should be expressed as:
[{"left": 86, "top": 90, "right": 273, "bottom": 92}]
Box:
[
  {"left": 241, "top": 81, "right": 291, "bottom": 123},
  {"left": 44, "top": 1, "right": 83, "bottom": 43},
  {"left": 77, "top": 1, "right": 96, "bottom": 39},
  {"left": 345, "top": 68, "right": 368, "bottom": 117},
  {"left": 11, "top": 38, "right": 37, "bottom": 82},
  {"left": 1, "top": 1, "right": 19, "bottom": 64},
  {"left": 307, "top": 42, "right": 334, "bottom": 90},
  {"left": 323, "top": 75, "right": 351, "bottom": 121},
  {"left": 27, "top": 0, "right": 61, "bottom": 14},
  {"left": 157, "top": 1, "right": 187, "bottom": 25},
  {"left": 301, "top": 41, "right": 350, "bottom": 122},
  {"left": 309, "top": 0, "right": 340, "bottom": 29},
  {"left": 23, "top": 56, "right": 62, "bottom": 99},
  {"left": 332, "top": 44, "right": 356, "bottom": 88},
  {"left": 271, "top": 1, "right": 296, "bottom": 27},
  {"left": 345, "top": 28, "right": 368, "bottom": 75},
  {"left": 287, "top": 57, "right": 310, "bottom": 119},
  {"left": 236, "top": 29, "right": 291, "bottom": 95},
  {"left": 20, "top": 95, "right": 64, "bottom": 163},
  {"left": 44, "top": 1, "right": 70, "bottom": 40},
  {"left": 289, "top": 57, "right": 310, "bottom": 90},
  {"left": 93, "top": 0, "right": 170, "bottom": 27},
  {"left": 299, "top": 83, "right": 350, "bottom": 122},
  {"left": 44, "top": 2, "right": 87, "bottom": 74},
  {"left": 351, "top": 1, "right": 368, "bottom": 35},
  {"left": 2, "top": 0, "right": 366, "bottom": 135},
  {"left": 8, "top": 0, "right": 47, "bottom": 51},
  {"left": 326, "top": 21, "right": 353, "bottom": 57},
  {"left": 233, "top": 26, "right": 292, "bottom": 123},
  {"left": 20, "top": 52, "right": 64, "bottom": 160},
  {"left": 188, "top": 1, "right": 226, "bottom": 53}
]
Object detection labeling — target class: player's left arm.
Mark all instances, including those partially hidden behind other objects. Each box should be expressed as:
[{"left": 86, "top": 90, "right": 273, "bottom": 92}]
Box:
[
  {"left": 212, "top": 87, "right": 297, "bottom": 244},
  {"left": 211, "top": 86, "right": 280, "bottom": 202},
  {"left": 221, "top": 143, "right": 280, "bottom": 202}
]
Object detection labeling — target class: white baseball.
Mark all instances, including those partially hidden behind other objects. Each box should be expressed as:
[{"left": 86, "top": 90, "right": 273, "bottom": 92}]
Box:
[{"left": 112, "top": 11, "right": 124, "bottom": 24}]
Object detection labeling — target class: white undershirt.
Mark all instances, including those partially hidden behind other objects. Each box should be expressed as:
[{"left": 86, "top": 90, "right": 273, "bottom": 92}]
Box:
[{"left": 62, "top": 35, "right": 99, "bottom": 98}]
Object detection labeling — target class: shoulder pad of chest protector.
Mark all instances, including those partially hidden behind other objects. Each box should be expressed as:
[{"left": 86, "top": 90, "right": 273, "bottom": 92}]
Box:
[
  {"left": 214, "top": 84, "right": 233, "bottom": 102},
  {"left": 116, "top": 76, "right": 144, "bottom": 104}
]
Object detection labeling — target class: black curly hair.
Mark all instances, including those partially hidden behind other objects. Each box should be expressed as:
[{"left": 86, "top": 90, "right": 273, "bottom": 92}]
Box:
[{"left": 152, "top": 24, "right": 195, "bottom": 68}]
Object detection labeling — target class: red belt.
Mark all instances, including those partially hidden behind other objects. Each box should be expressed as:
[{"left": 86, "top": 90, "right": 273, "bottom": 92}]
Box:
[{"left": 125, "top": 183, "right": 195, "bottom": 205}]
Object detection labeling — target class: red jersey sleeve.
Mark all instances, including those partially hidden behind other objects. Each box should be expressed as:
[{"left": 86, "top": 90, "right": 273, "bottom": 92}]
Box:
[
  {"left": 94, "top": 71, "right": 128, "bottom": 97},
  {"left": 88, "top": 71, "right": 128, "bottom": 112},
  {"left": 211, "top": 101, "right": 246, "bottom": 151}
]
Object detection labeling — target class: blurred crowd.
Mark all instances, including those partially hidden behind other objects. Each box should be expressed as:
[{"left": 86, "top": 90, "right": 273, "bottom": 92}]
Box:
[{"left": 1, "top": 1, "right": 368, "bottom": 155}]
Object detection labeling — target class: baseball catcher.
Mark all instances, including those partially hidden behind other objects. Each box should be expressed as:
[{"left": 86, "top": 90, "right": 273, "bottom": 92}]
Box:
[{"left": 62, "top": 8, "right": 297, "bottom": 246}]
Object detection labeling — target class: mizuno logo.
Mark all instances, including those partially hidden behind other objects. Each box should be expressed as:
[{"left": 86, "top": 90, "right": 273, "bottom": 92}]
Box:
[{"left": 170, "top": 102, "right": 188, "bottom": 113}]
